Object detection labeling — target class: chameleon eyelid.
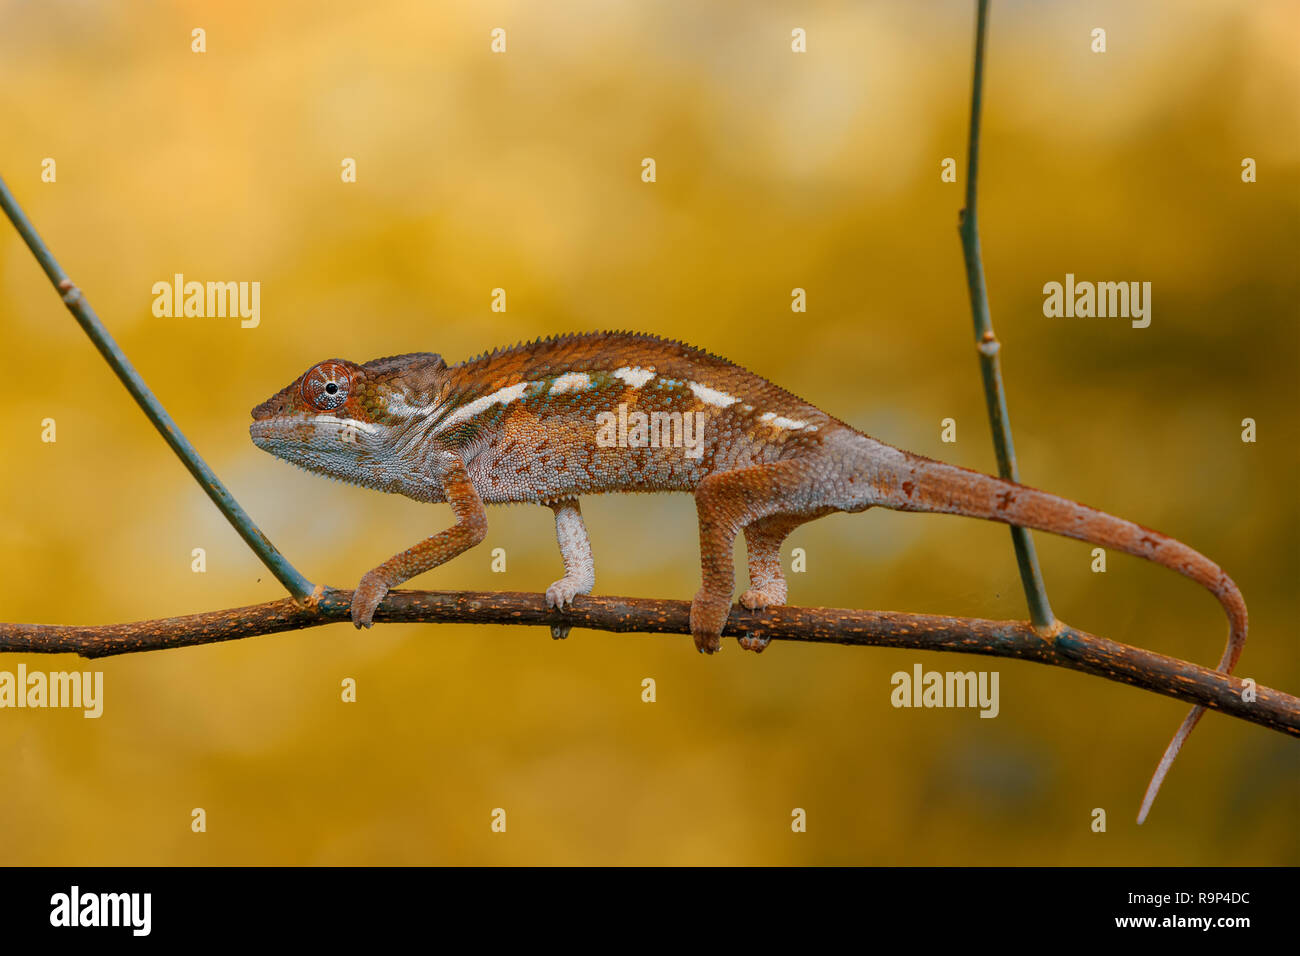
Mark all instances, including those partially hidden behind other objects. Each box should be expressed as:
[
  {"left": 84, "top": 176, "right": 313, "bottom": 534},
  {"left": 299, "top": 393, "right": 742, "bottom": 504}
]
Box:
[{"left": 301, "top": 362, "right": 351, "bottom": 410}]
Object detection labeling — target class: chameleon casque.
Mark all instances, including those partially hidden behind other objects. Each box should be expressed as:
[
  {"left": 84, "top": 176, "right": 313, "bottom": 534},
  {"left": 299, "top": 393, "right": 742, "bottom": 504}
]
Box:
[{"left": 250, "top": 331, "right": 1247, "bottom": 821}]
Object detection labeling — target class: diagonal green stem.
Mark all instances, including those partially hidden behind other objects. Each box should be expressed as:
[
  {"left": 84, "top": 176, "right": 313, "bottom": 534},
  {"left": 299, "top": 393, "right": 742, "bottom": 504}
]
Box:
[
  {"left": 957, "top": 0, "right": 1055, "bottom": 629},
  {"left": 0, "top": 175, "right": 315, "bottom": 601}
]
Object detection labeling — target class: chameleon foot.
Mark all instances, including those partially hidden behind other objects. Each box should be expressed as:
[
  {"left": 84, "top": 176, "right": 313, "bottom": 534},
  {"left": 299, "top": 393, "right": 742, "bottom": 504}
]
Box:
[
  {"left": 545, "top": 576, "right": 587, "bottom": 641},
  {"left": 689, "top": 591, "right": 729, "bottom": 654},
  {"left": 350, "top": 573, "right": 388, "bottom": 629},
  {"left": 545, "top": 576, "right": 589, "bottom": 609},
  {"left": 738, "top": 585, "right": 780, "bottom": 651},
  {"left": 739, "top": 583, "right": 787, "bottom": 611}
]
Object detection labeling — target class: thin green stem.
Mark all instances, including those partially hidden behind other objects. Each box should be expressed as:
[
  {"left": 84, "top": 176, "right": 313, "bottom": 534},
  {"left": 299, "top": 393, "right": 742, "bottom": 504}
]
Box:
[
  {"left": 958, "top": 0, "right": 1055, "bottom": 629},
  {"left": 0, "top": 175, "right": 315, "bottom": 601}
]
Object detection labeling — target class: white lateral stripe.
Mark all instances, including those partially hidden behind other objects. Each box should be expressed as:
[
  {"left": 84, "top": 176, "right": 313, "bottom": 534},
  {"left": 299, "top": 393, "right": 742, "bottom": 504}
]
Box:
[
  {"left": 758, "top": 411, "right": 812, "bottom": 431},
  {"left": 313, "top": 414, "right": 378, "bottom": 434},
  {"left": 689, "top": 381, "right": 738, "bottom": 408},
  {"left": 434, "top": 382, "right": 530, "bottom": 433},
  {"left": 550, "top": 372, "right": 592, "bottom": 394},
  {"left": 384, "top": 396, "right": 441, "bottom": 418},
  {"left": 613, "top": 366, "right": 656, "bottom": 388}
]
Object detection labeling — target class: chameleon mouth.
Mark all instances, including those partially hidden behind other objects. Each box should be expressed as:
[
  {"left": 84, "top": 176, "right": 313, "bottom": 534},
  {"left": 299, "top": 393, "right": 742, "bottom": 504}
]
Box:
[
  {"left": 248, "top": 417, "right": 312, "bottom": 450},
  {"left": 249, "top": 419, "right": 292, "bottom": 455},
  {"left": 248, "top": 415, "right": 378, "bottom": 458},
  {"left": 249, "top": 421, "right": 311, "bottom": 454}
]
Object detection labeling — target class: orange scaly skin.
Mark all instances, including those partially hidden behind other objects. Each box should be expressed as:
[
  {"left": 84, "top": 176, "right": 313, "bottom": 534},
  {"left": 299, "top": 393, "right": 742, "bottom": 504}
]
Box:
[{"left": 250, "top": 331, "right": 1247, "bottom": 822}]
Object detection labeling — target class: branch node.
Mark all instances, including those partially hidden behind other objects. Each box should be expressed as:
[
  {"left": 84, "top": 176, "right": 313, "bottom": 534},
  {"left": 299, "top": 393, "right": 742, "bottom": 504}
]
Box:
[
  {"left": 1032, "top": 618, "right": 1065, "bottom": 641},
  {"left": 57, "top": 277, "right": 82, "bottom": 305}
]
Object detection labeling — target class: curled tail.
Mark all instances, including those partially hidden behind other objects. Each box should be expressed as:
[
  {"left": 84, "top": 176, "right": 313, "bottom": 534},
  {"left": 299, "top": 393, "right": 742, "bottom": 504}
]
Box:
[{"left": 876, "top": 452, "right": 1247, "bottom": 823}]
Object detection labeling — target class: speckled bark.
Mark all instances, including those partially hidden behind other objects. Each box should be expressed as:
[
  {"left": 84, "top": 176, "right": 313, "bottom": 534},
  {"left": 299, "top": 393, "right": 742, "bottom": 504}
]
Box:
[{"left": 0, "top": 590, "right": 1294, "bottom": 738}]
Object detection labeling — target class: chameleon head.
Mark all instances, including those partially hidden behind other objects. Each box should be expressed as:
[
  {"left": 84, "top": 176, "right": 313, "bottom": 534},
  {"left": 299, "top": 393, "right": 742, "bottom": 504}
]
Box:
[{"left": 249, "top": 353, "right": 447, "bottom": 496}]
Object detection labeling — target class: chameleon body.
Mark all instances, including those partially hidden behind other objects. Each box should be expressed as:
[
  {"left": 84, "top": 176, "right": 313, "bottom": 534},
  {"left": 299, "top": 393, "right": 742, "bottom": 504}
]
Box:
[{"left": 250, "top": 331, "right": 1247, "bottom": 821}]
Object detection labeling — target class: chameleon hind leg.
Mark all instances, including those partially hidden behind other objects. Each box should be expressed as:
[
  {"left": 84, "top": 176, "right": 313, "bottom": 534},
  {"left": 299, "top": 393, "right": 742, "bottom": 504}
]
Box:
[
  {"left": 691, "top": 459, "right": 827, "bottom": 654},
  {"left": 740, "top": 513, "right": 819, "bottom": 610},
  {"left": 735, "top": 511, "right": 827, "bottom": 652}
]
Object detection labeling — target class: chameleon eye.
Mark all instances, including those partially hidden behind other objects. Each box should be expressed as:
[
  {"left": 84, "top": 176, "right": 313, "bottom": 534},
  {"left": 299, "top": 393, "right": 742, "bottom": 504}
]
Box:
[{"left": 301, "top": 362, "right": 351, "bottom": 410}]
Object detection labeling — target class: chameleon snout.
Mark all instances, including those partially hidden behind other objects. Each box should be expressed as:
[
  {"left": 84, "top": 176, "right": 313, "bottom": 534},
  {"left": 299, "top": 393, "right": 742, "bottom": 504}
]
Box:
[
  {"left": 249, "top": 395, "right": 293, "bottom": 449},
  {"left": 250, "top": 396, "right": 284, "bottom": 421}
]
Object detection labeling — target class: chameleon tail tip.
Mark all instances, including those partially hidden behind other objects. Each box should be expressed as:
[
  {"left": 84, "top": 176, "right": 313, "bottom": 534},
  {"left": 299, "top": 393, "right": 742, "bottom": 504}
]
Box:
[{"left": 1137, "top": 704, "right": 1207, "bottom": 826}]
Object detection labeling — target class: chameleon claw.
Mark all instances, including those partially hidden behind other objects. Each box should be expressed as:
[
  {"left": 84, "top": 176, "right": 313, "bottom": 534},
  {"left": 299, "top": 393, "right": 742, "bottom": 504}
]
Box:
[
  {"left": 546, "top": 580, "right": 589, "bottom": 641},
  {"left": 350, "top": 575, "right": 387, "bottom": 629},
  {"left": 545, "top": 577, "right": 589, "bottom": 610},
  {"left": 545, "top": 591, "right": 572, "bottom": 638},
  {"left": 688, "top": 595, "right": 726, "bottom": 654}
]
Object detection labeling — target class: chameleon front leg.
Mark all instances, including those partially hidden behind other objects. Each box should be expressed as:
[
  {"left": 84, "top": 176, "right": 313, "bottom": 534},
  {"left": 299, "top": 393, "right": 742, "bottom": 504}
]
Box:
[
  {"left": 350, "top": 453, "right": 488, "bottom": 628},
  {"left": 546, "top": 498, "right": 595, "bottom": 609},
  {"left": 544, "top": 498, "right": 595, "bottom": 640}
]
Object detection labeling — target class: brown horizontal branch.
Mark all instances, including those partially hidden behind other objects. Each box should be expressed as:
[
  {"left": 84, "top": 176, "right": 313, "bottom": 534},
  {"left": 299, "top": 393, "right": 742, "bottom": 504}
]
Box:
[{"left": 0, "top": 588, "right": 1295, "bottom": 737}]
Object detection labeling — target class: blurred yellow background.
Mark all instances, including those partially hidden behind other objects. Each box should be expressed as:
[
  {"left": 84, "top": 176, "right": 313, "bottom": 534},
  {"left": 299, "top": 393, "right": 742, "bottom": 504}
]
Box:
[{"left": 0, "top": 0, "right": 1296, "bottom": 864}]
